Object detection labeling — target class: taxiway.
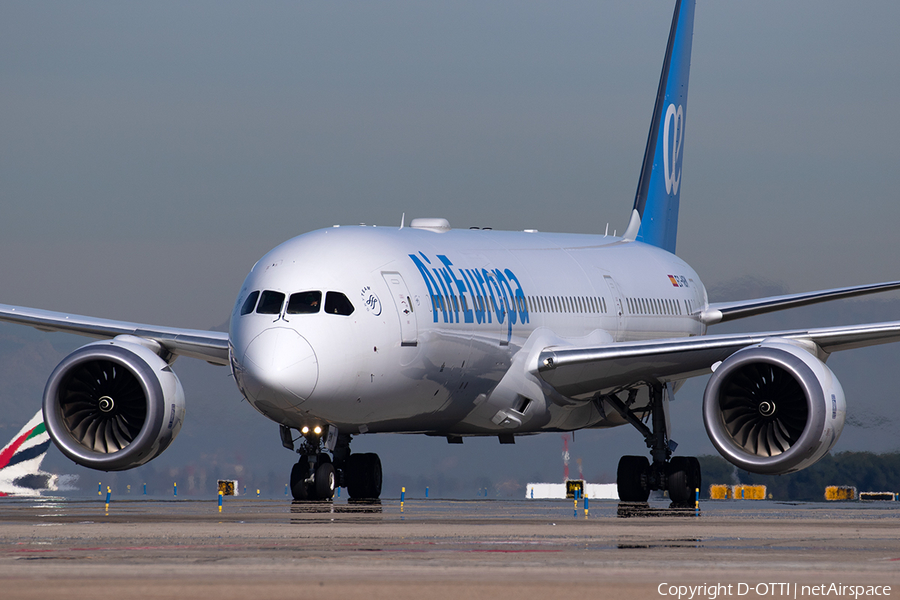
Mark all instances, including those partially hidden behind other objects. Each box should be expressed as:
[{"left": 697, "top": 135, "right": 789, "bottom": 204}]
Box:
[{"left": 1, "top": 498, "right": 898, "bottom": 599}]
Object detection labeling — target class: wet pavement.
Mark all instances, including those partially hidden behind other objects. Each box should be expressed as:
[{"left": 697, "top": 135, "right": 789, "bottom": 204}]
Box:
[{"left": 2, "top": 497, "right": 899, "bottom": 599}]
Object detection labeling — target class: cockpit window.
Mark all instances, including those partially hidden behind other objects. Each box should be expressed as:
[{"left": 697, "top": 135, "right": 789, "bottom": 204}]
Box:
[
  {"left": 240, "top": 290, "right": 260, "bottom": 316},
  {"left": 287, "top": 291, "right": 322, "bottom": 314},
  {"left": 325, "top": 292, "right": 355, "bottom": 316},
  {"left": 256, "top": 290, "right": 285, "bottom": 314}
]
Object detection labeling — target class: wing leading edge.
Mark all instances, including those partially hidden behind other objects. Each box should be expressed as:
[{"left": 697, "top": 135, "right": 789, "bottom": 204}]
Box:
[
  {"left": 698, "top": 280, "right": 900, "bottom": 325},
  {"left": 537, "top": 320, "right": 900, "bottom": 399},
  {"left": 0, "top": 304, "right": 229, "bottom": 365}
]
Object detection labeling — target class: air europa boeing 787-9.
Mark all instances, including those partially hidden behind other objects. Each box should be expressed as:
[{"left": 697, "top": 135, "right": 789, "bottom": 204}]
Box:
[{"left": 2, "top": 0, "right": 900, "bottom": 502}]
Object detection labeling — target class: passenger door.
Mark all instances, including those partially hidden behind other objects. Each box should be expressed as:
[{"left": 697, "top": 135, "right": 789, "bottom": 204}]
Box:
[{"left": 382, "top": 272, "right": 418, "bottom": 347}]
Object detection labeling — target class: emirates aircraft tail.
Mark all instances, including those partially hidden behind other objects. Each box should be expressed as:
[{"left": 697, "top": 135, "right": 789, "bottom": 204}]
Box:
[{"left": 0, "top": 410, "right": 76, "bottom": 497}]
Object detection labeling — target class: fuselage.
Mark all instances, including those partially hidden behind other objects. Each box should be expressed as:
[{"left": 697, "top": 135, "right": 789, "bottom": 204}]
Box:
[{"left": 228, "top": 222, "right": 707, "bottom": 436}]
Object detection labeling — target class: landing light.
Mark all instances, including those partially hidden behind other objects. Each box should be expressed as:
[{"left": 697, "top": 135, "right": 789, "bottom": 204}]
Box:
[
  {"left": 301, "top": 426, "right": 309, "bottom": 434},
  {"left": 313, "top": 426, "right": 323, "bottom": 435}
]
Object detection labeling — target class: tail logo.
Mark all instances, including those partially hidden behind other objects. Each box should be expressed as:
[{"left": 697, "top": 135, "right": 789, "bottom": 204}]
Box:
[{"left": 663, "top": 103, "right": 684, "bottom": 195}]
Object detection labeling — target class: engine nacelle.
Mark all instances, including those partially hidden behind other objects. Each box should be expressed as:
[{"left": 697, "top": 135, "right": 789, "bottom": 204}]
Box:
[
  {"left": 703, "top": 339, "right": 845, "bottom": 475},
  {"left": 42, "top": 339, "right": 186, "bottom": 471}
]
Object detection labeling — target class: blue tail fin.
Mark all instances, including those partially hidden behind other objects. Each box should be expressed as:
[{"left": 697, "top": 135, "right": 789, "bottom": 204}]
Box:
[{"left": 625, "top": 0, "right": 695, "bottom": 254}]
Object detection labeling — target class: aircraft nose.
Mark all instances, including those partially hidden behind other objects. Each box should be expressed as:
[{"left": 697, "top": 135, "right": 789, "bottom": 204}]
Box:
[{"left": 240, "top": 327, "right": 318, "bottom": 406}]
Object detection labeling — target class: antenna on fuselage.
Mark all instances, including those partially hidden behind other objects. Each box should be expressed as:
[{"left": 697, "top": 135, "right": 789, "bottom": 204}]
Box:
[{"left": 400, "top": 213, "right": 406, "bottom": 229}]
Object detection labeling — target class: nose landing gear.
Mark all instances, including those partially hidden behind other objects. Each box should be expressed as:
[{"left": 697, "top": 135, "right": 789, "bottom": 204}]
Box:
[{"left": 282, "top": 425, "right": 383, "bottom": 501}]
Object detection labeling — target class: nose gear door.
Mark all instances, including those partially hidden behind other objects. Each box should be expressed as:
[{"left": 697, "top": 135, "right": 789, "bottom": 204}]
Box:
[{"left": 382, "top": 272, "right": 418, "bottom": 347}]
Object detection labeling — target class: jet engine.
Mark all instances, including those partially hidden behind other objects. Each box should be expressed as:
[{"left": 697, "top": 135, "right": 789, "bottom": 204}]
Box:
[
  {"left": 42, "top": 338, "right": 185, "bottom": 471},
  {"left": 702, "top": 339, "right": 845, "bottom": 475}
]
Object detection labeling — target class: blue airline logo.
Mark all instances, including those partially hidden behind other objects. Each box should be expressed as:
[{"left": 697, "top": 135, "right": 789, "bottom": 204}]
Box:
[
  {"left": 408, "top": 253, "right": 529, "bottom": 337},
  {"left": 663, "top": 103, "right": 684, "bottom": 195}
]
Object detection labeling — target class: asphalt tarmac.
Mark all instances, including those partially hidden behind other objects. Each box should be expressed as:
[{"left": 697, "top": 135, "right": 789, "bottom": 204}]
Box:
[{"left": 1, "top": 497, "right": 899, "bottom": 599}]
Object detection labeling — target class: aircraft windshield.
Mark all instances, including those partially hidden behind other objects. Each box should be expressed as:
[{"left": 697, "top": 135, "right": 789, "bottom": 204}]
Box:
[
  {"left": 239, "top": 291, "right": 259, "bottom": 316},
  {"left": 287, "top": 291, "right": 322, "bottom": 314},
  {"left": 325, "top": 292, "right": 354, "bottom": 316},
  {"left": 256, "top": 291, "right": 285, "bottom": 314}
]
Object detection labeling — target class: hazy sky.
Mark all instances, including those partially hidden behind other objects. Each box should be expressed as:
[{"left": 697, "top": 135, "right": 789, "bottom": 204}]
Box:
[
  {"left": 2, "top": 1, "right": 899, "bottom": 494},
  {"left": 3, "top": 0, "right": 899, "bottom": 328}
]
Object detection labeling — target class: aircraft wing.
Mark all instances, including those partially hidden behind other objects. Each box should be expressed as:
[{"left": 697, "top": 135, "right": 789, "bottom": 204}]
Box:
[
  {"left": 699, "top": 281, "right": 900, "bottom": 324},
  {"left": 0, "top": 303, "right": 229, "bottom": 365},
  {"left": 537, "top": 321, "right": 900, "bottom": 398}
]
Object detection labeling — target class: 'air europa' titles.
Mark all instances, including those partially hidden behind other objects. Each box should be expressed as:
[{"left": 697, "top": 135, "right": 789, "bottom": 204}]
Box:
[{"left": 408, "top": 252, "right": 529, "bottom": 328}]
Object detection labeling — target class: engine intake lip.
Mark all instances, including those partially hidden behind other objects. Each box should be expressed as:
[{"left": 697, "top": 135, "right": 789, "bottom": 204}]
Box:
[
  {"left": 703, "top": 345, "right": 827, "bottom": 475},
  {"left": 43, "top": 343, "right": 166, "bottom": 471}
]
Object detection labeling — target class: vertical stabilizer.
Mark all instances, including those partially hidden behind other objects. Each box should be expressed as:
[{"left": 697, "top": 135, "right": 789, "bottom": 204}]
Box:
[
  {"left": 629, "top": 0, "right": 695, "bottom": 254},
  {"left": 0, "top": 410, "right": 56, "bottom": 497}
]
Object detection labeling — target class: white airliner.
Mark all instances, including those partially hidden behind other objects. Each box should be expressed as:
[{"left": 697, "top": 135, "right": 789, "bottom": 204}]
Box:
[{"left": 3, "top": 0, "right": 900, "bottom": 503}]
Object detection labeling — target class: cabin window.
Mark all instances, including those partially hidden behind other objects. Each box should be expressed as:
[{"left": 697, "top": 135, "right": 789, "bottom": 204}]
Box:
[
  {"left": 287, "top": 291, "right": 322, "bottom": 314},
  {"left": 256, "top": 291, "right": 285, "bottom": 314},
  {"left": 325, "top": 291, "right": 355, "bottom": 316},
  {"left": 240, "top": 291, "right": 260, "bottom": 316}
]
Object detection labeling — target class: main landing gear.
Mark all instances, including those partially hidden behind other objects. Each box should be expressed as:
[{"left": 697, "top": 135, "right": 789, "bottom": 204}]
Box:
[
  {"left": 282, "top": 425, "right": 382, "bottom": 501},
  {"left": 599, "top": 384, "right": 701, "bottom": 504}
]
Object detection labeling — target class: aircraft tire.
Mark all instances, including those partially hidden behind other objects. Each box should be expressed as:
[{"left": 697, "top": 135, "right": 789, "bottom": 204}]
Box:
[
  {"left": 290, "top": 460, "right": 311, "bottom": 501},
  {"left": 346, "top": 453, "right": 382, "bottom": 499},
  {"left": 666, "top": 456, "right": 701, "bottom": 504},
  {"left": 616, "top": 455, "right": 650, "bottom": 502},
  {"left": 314, "top": 462, "right": 336, "bottom": 500}
]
